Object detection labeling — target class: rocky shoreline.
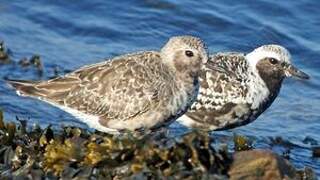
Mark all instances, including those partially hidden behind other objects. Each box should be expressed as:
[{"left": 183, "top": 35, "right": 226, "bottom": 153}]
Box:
[
  {"left": 0, "top": 111, "right": 317, "bottom": 180},
  {"left": 0, "top": 40, "right": 318, "bottom": 179}
]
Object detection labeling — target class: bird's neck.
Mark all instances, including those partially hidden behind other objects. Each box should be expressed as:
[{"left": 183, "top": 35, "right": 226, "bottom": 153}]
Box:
[
  {"left": 257, "top": 69, "right": 284, "bottom": 109},
  {"left": 246, "top": 67, "right": 271, "bottom": 110},
  {"left": 247, "top": 65, "right": 284, "bottom": 111}
]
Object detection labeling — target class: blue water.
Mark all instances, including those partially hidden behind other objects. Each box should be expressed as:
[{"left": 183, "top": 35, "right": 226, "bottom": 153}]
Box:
[{"left": 0, "top": 0, "right": 319, "bottom": 175}]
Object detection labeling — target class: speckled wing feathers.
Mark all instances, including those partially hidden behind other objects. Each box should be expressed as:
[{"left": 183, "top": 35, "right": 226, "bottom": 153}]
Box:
[
  {"left": 19, "top": 52, "right": 169, "bottom": 123},
  {"left": 185, "top": 52, "right": 251, "bottom": 128}
]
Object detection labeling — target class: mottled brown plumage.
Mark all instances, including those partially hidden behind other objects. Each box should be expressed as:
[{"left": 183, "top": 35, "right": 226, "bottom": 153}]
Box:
[{"left": 8, "top": 36, "right": 208, "bottom": 133}]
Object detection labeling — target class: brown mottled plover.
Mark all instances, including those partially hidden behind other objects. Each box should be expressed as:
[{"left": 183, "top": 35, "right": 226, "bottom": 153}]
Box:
[
  {"left": 8, "top": 36, "right": 208, "bottom": 134},
  {"left": 177, "top": 45, "right": 309, "bottom": 130}
]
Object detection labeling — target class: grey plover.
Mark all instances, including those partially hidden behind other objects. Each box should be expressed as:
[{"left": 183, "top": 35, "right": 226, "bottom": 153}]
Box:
[
  {"left": 8, "top": 35, "right": 208, "bottom": 134},
  {"left": 177, "top": 44, "right": 309, "bottom": 130}
]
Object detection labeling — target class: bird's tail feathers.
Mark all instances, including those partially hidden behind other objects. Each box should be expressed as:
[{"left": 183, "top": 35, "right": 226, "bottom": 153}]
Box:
[{"left": 6, "top": 79, "right": 42, "bottom": 97}]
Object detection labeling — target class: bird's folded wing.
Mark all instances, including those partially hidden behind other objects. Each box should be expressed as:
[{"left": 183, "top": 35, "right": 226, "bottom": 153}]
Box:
[
  {"left": 188, "top": 52, "right": 250, "bottom": 120},
  {"left": 16, "top": 52, "right": 164, "bottom": 121}
]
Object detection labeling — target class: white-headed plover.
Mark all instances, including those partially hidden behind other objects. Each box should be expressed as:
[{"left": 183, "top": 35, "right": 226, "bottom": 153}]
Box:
[
  {"left": 177, "top": 44, "right": 309, "bottom": 130},
  {"left": 7, "top": 35, "right": 208, "bottom": 134}
]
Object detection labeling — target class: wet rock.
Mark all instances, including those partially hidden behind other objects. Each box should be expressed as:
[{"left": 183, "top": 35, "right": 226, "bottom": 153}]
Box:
[
  {"left": 16, "top": 117, "right": 27, "bottom": 136},
  {"left": 303, "top": 136, "right": 318, "bottom": 146},
  {"left": 0, "top": 110, "right": 5, "bottom": 129},
  {"left": 268, "top": 136, "right": 298, "bottom": 151},
  {"left": 30, "top": 55, "right": 43, "bottom": 75},
  {"left": 296, "top": 167, "right": 317, "bottom": 180},
  {"left": 282, "top": 149, "right": 291, "bottom": 160},
  {"left": 312, "top": 146, "right": 320, "bottom": 158},
  {"left": 2, "top": 122, "right": 16, "bottom": 145},
  {"left": 0, "top": 110, "right": 231, "bottom": 179},
  {"left": 0, "top": 110, "right": 316, "bottom": 179},
  {"left": 233, "top": 134, "right": 253, "bottom": 151},
  {"left": 18, "top": 57, "right": 31, "bottom": 67},
  {"left": 18, "top": 55, "right": 44, "bottom": 76},
  {"left": 228, "top": 150, "right": 297, "bottom": 180},
  {"left": 0, "top": 41, "right": 11, "bottom": 64}
]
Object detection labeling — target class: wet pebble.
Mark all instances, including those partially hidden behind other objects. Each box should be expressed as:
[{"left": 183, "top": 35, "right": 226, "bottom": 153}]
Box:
[
  {"left": 18, "top": 55, "right": 44, "bottom": 76},
  {"left": 0, "top": 41, "right": 11, "bottom": 64},
  {"left": 312, "top": 146, "right": 320, "bottom": 158},
  {"left": 282, "top": 149, "right": 291, "bottom": 160},
  {"left": 233, "top": 134, "right": 253, "bottom": 151},
  {"left": 296, "top": 167, "right": 317, "bottom": 180},
  {"left": 18, "top": 57, "right": 30, "bottom": 67}
]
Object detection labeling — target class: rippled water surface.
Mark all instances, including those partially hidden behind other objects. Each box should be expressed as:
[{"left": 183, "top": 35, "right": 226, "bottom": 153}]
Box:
[{"left": 0, "top": 0, "right": 319, "bottom": 175}]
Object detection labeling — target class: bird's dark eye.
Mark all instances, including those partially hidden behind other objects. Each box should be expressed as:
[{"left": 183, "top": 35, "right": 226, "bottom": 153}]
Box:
[
  {"left": 269, "top": 58, "right": 278, "bottom": 65},
  {"left": 185, "top": 50, "right": 194, "bottom": 57}
]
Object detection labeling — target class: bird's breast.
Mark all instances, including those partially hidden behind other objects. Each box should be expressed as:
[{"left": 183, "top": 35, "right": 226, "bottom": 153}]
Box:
[{"left": 167, "top": 78, "right": 199, "bottom": 119}]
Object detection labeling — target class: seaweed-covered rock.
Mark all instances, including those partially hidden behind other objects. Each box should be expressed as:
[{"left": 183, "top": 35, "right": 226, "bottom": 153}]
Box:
[
  {"left": 228, "top": 150, "right": 297, "bottom": 180},
  {"left": 296, "top": 167, "right": 317, "bottom": 180},
  {"left": 233, "top": 134, "right": 253, "bottom": 151},
  {"left": 0, "top": 110, "right": 317, "bottom": 179},
  {"left": 0, "top": 112, "right": 231, "bottom": 179}
]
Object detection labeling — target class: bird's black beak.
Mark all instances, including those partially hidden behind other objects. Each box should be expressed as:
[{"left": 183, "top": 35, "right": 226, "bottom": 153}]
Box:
[{"left": 285, "top": 64, "right": 310, "bottom": 80}]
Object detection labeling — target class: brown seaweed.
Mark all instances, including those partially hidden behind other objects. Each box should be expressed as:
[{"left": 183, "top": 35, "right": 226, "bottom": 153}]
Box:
[
  {"left": 0, "top": 110, "right": 231, "bottom": 179},
  {"left": 233, "top": 134, "right": 253, "bottom": 151}
]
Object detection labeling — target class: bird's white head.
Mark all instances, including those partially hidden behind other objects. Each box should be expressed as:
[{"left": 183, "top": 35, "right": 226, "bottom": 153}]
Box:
[
  {"left": 246, "top": 44, "right": 309, "bottom": 80},
  {"left": 246, "top": 44, "right": 291, "bottom": 68}
]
